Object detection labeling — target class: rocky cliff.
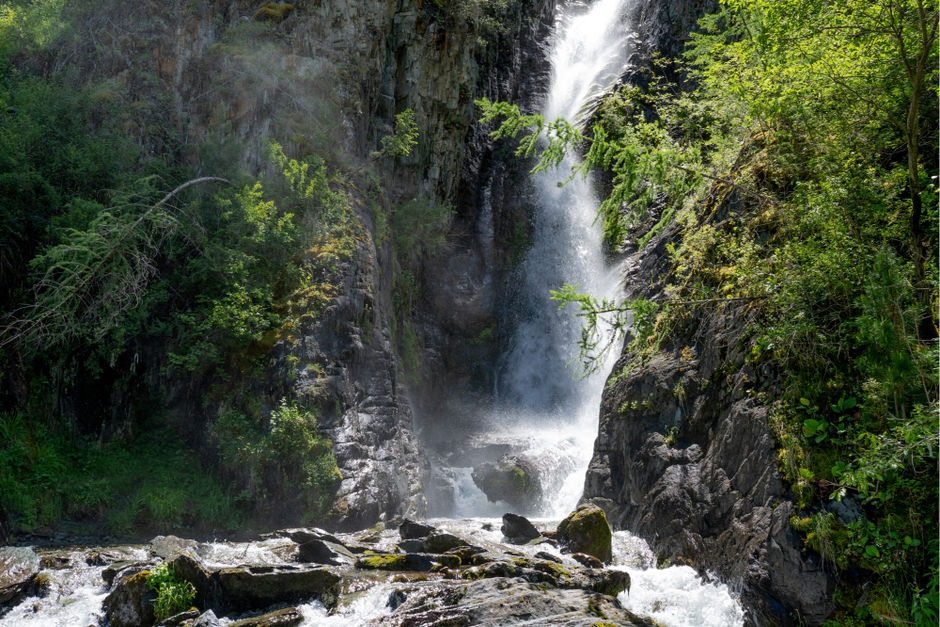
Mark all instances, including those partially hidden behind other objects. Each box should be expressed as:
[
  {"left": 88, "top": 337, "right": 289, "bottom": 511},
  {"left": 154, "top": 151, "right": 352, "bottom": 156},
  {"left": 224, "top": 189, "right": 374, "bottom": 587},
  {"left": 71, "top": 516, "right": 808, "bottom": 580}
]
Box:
[
  {"left": 14, "top": 0, "right": 556, "bottom": 531},
  {"left": 580, "top": 1, "right": 836, "bottom": 624}
]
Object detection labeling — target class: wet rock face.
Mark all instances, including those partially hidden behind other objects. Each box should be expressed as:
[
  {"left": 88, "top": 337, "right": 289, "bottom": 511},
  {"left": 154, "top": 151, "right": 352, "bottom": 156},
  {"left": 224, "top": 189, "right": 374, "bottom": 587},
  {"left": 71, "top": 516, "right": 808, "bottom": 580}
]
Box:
[
  {"left": 556, "top": 504, "right": 613, "bottom": 564},
  {"left": 103, "top": 568, "right": 156, "bottom": 627},
  {"left": 471, "top": 455, "right": 542, "bottom": 510},
  {"left": 583, "top": 209, "right": 834, "bottom": 623},
  {"left": 0, "top": 547, "right": 40, "bottom": 614},
  {"left": 501, "top": 512, "right": 541, "bottom": 544}
]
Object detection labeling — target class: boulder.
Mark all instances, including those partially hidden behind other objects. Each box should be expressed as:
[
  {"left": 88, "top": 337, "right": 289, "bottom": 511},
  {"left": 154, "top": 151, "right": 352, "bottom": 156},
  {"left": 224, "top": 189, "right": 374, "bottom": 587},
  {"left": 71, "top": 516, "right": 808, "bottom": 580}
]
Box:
[
  {"left": 151, "top": 536, "right": 199, "bottom": 559},
  {"left": 379, "top": 577, "right": 657, "bottom": 625},
  {"left": 397, "top": 539, "right": 426, "bottom": 553},
  {"left": 296, "top": 539, "right": 354, "bottom": 566},
  {"left": 229, "top": 606, "right": 303, "bottom": 626},
  {"left": 39, "top": 554, "right": 70, "bottom": 570},
  {"left": 156, "top": 609, "right": 200, "bottom": 626},
  {"left": 103, "top": 561, "right": 150, "bottom": 587},
  {"left": 102, "top": 568, "right": 156, "bottom": 627},
  {"left": 501, "top": 513, "right": 540, "bottom": 544},
  {"left": 587, "top": 568, "right": 631, "bottom": 596},
  {"left": 471, "top": 456, "right": 541, "bottom": 510},
  {"left": 206, "top": 565, "right": 340, "bottom": 614},
  {"left": 0, "top": 547, "right": 40, "bottom": 613},
  {"left": 399, "top": 519, "right": 436, "bottom": 539},
  {"left": 423, "top": 532, "right": 466, "bottom": 553},
  {"left": 556, "top": 504, "right": 612, "bottom": 563},
  {"left": 167, "top": 553, "right": 211, "bottom": 607},
  {"left": 356, "top": 553, "right": 436, "bottom": 571},
  {"left": 280, "top": 528, "right": 343, "bottom": 546},
  {"left": 184, "top": 610, "right": 221, "bottom": 627},
  {"left": 569, "top": 552, "right": 603, "bottom": 568}
]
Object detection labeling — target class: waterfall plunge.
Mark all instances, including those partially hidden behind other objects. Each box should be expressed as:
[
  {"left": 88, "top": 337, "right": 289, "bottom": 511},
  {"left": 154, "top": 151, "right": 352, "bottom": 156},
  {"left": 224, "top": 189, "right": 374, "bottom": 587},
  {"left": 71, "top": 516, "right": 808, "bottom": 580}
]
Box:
[{"left": 447, "top": 0, "right": 633, "bottom": 519}]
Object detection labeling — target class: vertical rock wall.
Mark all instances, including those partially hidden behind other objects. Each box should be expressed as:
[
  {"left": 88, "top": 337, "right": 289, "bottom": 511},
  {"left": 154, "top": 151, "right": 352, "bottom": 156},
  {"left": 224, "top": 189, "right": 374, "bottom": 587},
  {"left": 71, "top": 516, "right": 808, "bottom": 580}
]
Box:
[
  {"left": 44, "top": 0, "right": 557, "bottom": 529},
  {"left": 579, "top": 1, "right": 835, "bottom": 624}
]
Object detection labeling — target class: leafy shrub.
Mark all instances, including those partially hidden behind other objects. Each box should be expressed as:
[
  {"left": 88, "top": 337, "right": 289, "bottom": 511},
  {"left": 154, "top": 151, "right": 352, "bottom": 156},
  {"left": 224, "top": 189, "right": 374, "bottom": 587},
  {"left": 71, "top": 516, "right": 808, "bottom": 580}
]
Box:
[
  {"left": 147, "top": 563, "right": 196, "bottom": 621},
  {"left": 212, "top": 399, "right": 341, "bottom": 521}
]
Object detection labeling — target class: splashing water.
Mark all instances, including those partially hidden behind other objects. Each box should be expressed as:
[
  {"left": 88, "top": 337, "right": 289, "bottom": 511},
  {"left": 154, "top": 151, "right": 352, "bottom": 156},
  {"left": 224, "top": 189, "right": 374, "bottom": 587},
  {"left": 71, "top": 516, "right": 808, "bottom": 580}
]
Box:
[{"left": 436, "top": 0, "right": 634, "bottom": 520}]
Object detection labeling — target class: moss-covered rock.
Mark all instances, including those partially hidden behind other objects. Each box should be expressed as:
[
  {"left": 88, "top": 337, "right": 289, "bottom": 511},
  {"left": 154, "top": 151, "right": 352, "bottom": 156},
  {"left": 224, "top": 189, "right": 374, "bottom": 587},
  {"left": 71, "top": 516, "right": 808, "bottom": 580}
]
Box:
[
  {"left": 587, "top": 569, "right": 630, "bottom": 596},
  {"left": 103, "top": 569, "right": 156, "bottom": 627},
  {"left": 471, "top": 456, "right": 542, "bottom": 510},
  {"left": 556, "top": 504, "right": 613, "bottom": 564}
]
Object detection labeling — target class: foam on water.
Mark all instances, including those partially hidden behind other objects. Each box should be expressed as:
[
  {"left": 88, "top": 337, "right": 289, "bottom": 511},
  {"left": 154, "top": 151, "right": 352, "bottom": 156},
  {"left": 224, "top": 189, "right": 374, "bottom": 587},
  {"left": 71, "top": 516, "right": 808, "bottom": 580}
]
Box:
[{"left": 3, "top": 547, "right": 148, "bottom": 627}]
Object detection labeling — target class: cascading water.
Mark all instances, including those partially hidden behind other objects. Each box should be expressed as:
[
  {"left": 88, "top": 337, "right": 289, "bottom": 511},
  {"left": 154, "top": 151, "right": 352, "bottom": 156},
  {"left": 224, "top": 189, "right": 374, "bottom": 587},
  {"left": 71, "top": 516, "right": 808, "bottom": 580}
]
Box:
[
  {"left": 438, "top": 0, "right": 635, "bottom": 520},
  {"left": 4, "top": 3, "right": 745, "bottom": 625}
]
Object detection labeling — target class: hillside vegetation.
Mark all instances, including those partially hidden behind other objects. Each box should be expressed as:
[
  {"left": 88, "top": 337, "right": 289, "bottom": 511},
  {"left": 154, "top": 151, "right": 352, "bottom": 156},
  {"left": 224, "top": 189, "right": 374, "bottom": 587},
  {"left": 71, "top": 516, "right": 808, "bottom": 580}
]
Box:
[{"left": 481, "top": 0, "right": 939, "bottom": 624}]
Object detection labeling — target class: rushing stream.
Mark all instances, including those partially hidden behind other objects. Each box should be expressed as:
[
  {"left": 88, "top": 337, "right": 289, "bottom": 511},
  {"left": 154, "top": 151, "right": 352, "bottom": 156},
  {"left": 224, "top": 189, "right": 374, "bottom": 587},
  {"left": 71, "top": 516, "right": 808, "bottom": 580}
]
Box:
[{"left": 2, "top": 1, "right": 747, "bottom": 625}]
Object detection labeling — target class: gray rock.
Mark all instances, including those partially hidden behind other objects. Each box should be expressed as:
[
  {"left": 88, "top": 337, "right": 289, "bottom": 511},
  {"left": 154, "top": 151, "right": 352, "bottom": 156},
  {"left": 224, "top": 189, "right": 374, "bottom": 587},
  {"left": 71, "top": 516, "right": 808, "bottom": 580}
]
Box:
[
  {"left": 185, "top": 610, "right": 220, "bottom": 627},
  {"left": 206, "top": 565, "right": 340, "bottom": 614},
  {"left": 0, "top": 547, "right": 40, "bottom": 612},
  {"left": 397, "top": 538, "right": 426, "bottom": 553},
  {"left": 296, "top": 539, "right": 354, "bottom": 566},
  {"left": 570, "top": 553, "right": 603, "bottom": 569},
  {"left": 582, "top": 183, "right": 835, "bottom": 623},
  {"left": 167, "top": 552, "right": 210, "bottom": 607},
  {"left": 471, "top": 456, "right": 541, "bottom": 510},
  {"left": 102, "top": 568, "right": 156, "bottom": 627},
  {"left": 229, "top": 607, "right": 303, "bottom": 626},
  {"left": 103, "top": 561, "right": 150, "bottom": 587},
  {"left": 534, "top": 551, "right": 562, "bottom": 563},
  {"left": 380, "top": 577, "right": 657, "bottom": 626},
  {"left": 423, "top": 532, "right": 467, "bottom": 553},
  {"left": 398, "top": 519, "right": 436, "bottom": 539},
  {"left": 157, "top": 609, "right": 200, "bottom": 626},
  {"left": 827, "top": 497, "right": 866, "bottom": 526},
  {"left": 501, "top": 513, "right": 541, "bottom": 544},
  {"left": 151, "top": 535, "right": 199, "bottom": 559}
]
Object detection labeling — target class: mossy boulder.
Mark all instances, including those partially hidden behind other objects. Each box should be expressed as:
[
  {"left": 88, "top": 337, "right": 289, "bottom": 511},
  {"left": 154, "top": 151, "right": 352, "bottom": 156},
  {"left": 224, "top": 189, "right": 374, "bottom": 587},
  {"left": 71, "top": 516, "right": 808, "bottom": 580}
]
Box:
[
  {"left": 399, "top": 519, "right": 436, "bottom": 539},
  {"left": 355, "top": 553, "right": 445, "bottom": 571},
  {"left": 471, "top": 456, "right": 541, "bottom": 510},
  {"left": 102, "top": 569, "right": 156, "bottom": 627},
  {"left": 556, "top": 504, "right": 613, "bottom": 564},
  {"left": 587, "top": 568, "right": 630, "bottom": 596}
]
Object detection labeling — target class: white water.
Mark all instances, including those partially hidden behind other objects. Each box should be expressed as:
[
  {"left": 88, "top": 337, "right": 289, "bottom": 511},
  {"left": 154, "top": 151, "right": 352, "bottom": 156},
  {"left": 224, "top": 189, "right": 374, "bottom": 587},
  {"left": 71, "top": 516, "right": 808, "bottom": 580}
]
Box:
[
  {"left": 440, "top": 0, "right": 634, "bottom": 520},
  {"left": 298, "top": 520, "right": 744, "bottom": 626},
  {"left": 3, "top": 2, "right": 745, "bottom": 626}
]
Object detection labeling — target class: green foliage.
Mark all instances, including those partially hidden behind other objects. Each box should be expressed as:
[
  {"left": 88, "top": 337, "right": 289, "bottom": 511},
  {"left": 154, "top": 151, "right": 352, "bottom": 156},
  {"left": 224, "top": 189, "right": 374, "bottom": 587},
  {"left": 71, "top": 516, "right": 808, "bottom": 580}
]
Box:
[
  {"left": 212, "top": 399, "right": 341, "bottom": 521},
  {"left": 0, "top": 411, "right": 241, "bottom": 534},
  {"left": 391, "top": 197, "right": 454, "bottom": 270},
  {"left": 480, "top": 0, "right": 938, "bottom": 620},
  {"left": 373, "top": 109, "right": 419, "bottom": 159},
  {"left": 147, "top": 563, "right": 196, "bottom": 621}
]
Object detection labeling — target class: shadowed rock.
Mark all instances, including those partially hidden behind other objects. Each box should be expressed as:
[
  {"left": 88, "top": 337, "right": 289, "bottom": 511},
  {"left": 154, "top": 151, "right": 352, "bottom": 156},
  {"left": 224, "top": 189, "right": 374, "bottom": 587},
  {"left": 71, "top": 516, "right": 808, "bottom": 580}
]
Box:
[
  {"left": 399, "top": 519, "right": 436, "bottom": 539},
  {"left": 501, "top": 513, "right": 540, "bottom": 544}
]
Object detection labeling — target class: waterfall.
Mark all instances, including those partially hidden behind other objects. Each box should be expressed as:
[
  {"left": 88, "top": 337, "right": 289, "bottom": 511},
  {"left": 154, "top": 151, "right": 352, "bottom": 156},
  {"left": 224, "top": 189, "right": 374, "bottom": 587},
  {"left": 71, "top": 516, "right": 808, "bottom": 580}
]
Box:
[{"left": 442, "top": 0, "right": 633, "bottom": 519}]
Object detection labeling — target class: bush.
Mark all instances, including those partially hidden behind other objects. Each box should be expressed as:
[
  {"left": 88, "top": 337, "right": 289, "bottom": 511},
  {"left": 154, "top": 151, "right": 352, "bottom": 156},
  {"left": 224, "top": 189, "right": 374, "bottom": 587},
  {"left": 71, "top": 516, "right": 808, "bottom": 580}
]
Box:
[
  {"left": 147, "top": 563, "right": 196, "bottom": 621},
  {"left": 213, "top": 399, "right": 341, "bottom": 521}
]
